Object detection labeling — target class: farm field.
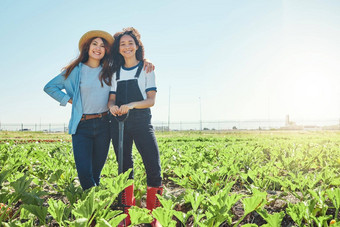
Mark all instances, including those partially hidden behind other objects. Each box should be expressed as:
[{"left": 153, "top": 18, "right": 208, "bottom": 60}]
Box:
[{"left": 0, "top": 130, "right": 340, "bottom": 226}]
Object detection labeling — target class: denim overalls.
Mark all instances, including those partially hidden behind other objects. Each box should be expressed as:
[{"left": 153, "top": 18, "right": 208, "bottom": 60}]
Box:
[{"left": 110, "top": 63, "right": 162, "bottom": 187}]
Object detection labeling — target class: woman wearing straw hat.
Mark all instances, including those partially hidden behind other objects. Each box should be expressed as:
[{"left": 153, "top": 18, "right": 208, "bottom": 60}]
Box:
[
  {"left": 108, "top": 27, "right": 162, "bottom": 227},
  {"left": 44, "top": 30, "right": 154, "bottom": 190}
]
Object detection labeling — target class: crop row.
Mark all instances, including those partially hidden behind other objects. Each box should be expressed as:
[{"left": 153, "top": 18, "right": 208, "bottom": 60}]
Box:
[{"left": 0, "top": 131, "right": 340, "bottom": 226}]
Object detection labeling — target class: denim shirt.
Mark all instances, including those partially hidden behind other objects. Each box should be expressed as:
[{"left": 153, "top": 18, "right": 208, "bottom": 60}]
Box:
[{"left": 44, "top": 63, "right": 83, "bottom": 134}]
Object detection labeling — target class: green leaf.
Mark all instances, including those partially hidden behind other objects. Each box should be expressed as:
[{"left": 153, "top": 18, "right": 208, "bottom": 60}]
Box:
[
  {"left": 95, "top": 218, "right": 112, "bottom": 227},
  {"left": 233, "top": 190, "right": 267, "bottom": 227},
  {"left": 327, "top": 188, "right": 340, "bottom": 221},
  {"left": 20, "top": 190, "right": 47, "bottom": 206},
  {"left": 311, "top": 215, "right": 333, "bottom": 227},
  {"left": 10, "top": 175, "right": 32, "bottom": 195},
  {"left": 0, "top": 170, "right": 11, "bottom": 187},
  {"left": 107, "top": 169, "right": 133, "bottom": 196},
  {"left": 72, "top": 188, "right": 95, "bottom": 219},
  {"left": 47, "top": 198, "right": 67, "bottom": 226},
  {"left": 173, "top": 210, "right": 190, "bottom": 225},
  {"left": 157, "top": 195, "right": 176, "bottom": 210},
  {"left": 129, "top": 206, "right": 153, "bottom": 225},
  {"left": 1, "top": 219, "right": 33, "bottom": 227},
  {"left": 327, "top": 188, "right": 340, "bottom": 209},
  {"left": 21, "top": 204, "right": 47, "bottom": 225},
  {"left": 48, "top": 169, "right": 63, "bottom": 183},
  {"left": 191, "top": 209, "right": 206, "bottom": 226},
  {"left": 64, "top": 183, "right": 82, "bottom": 206},
  {"left": 243, "top": 191, "right": 266, "bottom": 215},
  {"left": 257, "top": 209, "right": 285, "bottom": 226},
  {"left": 205, "top": 189, "right": 243, "bottom": 226},
  {"left": 107, "top": 214, "right": 127, "bottom": 226},
  {"left": 152, "top": 207, "right": 177, "bottom": 227},
  {"left": 97, "top": 209, "right": 121, "bottom": 222},
  {"left": 286, "top": 202, "right": 305, "bottom": 226},
  {"left": 184, "top": 190, "right": 206, "bottom": 212},
  {"left": 66, "top": 217, "right": 88, "bottom": 227}
]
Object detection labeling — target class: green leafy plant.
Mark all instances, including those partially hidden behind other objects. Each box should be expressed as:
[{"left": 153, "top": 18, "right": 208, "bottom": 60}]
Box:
[
  {"left": 200, "top": 181, "right": 241, "bottom": 226},
  {"left": 327, "top": 188, "right": 340, "bottom": 221},
  {"left": 47, "top": 198, "right": 70, "bottom": 226},
  {"left": 152, "top": 207, "right": 177, "bottom": 227},
  {"left": 129, "top": 206, "right": 153, "bottom": 225},
  {"left": 21, "top": 204, "right": 47, "bottom": 225},
  {"left": 183, "top": 190, "right": 207, "bottom": 226},
  {"left": 64, "top": 183, "right": 83, "bottom": 207},
  {"left": 233, "top": 189, "right": 267, "bottom": 227},
  {"left": 257, "top": 209, "right": 285, "bottom": 227},
  {"left": 1, "top": 131, "right": 340, "bottom": 226}
]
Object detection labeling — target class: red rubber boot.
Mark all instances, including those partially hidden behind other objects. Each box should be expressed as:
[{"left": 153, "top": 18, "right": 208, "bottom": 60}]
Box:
[
  {"left": 146, "top": 186, "right": 163, "bottom": 227},
  {"left": 118, "top": 185, "right": 135, "bottom": 227}
]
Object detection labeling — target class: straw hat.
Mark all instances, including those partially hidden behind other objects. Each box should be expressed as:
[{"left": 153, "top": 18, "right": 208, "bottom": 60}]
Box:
[{"left": 78, "top": 30, "right": 114, "bottom": 50}]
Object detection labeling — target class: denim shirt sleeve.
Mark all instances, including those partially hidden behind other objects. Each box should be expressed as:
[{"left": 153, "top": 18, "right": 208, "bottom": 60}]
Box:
[{"left": 43, "top": 71, "right": 71, "bottom": 106}]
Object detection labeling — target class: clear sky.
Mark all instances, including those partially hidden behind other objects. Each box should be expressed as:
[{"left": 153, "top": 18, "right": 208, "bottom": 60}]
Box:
[{"left": 1, "top": 0, "right": 340, "bottom": 124}]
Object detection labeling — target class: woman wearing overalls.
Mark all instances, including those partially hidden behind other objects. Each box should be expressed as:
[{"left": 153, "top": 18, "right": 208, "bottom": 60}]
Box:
[{"left": 108, "top": 27, "right": 162, "bottom": 227}]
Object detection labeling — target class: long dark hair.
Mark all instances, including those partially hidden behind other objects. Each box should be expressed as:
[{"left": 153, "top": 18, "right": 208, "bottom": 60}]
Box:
[
  {"left": 63, "top": 37, "right": 113, "bottom": 86},
  {"left": 111, "top": 27, "right": 145, "bottom": 74}
]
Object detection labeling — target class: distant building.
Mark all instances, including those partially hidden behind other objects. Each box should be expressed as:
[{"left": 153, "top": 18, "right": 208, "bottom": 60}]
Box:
[
  {"left": 285, "top": 115, "right": 296, "bottom": 127},
  {"left": 281, "top": 115, "right": 303, "bottom": 130}
]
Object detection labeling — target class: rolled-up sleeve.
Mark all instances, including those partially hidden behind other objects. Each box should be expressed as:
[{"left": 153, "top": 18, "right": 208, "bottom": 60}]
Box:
[
  {"left": 145, "top": 71, "right": 157, "bottom": 93},
  {"left": 43, "top": 72, "right": 70, "bottom": 106}
]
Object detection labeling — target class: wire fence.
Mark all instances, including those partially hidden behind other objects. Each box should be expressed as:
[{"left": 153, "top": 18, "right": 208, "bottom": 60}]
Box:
[{"left": 1, "top": 119, "right": 340, "bottom": 132}]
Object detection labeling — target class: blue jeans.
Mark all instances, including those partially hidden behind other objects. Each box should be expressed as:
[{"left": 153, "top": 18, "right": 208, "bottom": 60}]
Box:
[{"left": 72, "top": 115, "right": 110, "bottom": 190}]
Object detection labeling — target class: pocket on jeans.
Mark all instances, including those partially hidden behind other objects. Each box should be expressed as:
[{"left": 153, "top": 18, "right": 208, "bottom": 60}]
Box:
[
  {"left": 75, "top": 120, "right": 88, "bottom": 134},
  {"left": 100, "top": 115, "right": 110, "bottom": 129},
  {"left": 77, "top": 120, "right": 85, "bottom": 127}
]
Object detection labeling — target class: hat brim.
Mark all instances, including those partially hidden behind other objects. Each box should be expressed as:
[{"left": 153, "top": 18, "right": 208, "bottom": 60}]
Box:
[{"left": 78, "top": 30, "right": 114, "bottom": 50}]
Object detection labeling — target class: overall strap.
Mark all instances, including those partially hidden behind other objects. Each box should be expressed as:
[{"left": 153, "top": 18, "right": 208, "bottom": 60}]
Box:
[
  {"left": 116, "top": 61, "right": 143, "bottom": 81},
  {"left": 134, "top": 62, "right": 144, "bottom": 79}
]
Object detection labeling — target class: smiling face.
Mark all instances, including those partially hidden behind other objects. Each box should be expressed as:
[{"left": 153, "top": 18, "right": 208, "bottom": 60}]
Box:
[
  {"left": 119, "top": 35, "right": 138, "bottom": 59},
  {"left": 88, "top": 37, "right": 106, "bottom": 62}
]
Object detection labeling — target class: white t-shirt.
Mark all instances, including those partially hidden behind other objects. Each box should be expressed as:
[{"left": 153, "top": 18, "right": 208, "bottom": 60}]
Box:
[{"left": 110, "top": 63, "right": 157, "bottom": 99}]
